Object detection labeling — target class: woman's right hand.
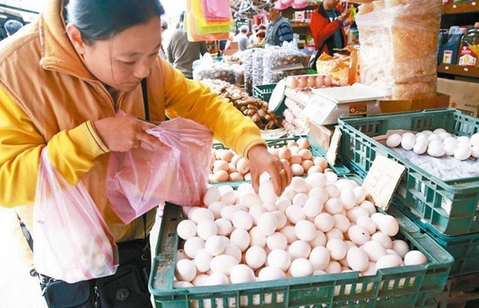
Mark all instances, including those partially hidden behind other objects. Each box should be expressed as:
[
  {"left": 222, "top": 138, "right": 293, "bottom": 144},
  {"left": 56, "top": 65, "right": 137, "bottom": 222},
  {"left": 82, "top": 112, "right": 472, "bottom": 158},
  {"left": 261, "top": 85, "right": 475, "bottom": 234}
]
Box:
[{"left": 93, "top": 116, "right": 162, "bottom": 152}]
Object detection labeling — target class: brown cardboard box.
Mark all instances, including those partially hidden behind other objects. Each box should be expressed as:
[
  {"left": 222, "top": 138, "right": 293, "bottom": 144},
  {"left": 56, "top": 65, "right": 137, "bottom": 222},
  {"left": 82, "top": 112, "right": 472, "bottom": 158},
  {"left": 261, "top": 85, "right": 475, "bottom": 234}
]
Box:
[
  {"left": 379, "top": 93, "right": 450, "bottom": 113},
  {"left": 438, "top": 78, "right": 479, "bottom": 117},
  {"left": 308, "top": 119, "right": 335, "bottom": 150}
]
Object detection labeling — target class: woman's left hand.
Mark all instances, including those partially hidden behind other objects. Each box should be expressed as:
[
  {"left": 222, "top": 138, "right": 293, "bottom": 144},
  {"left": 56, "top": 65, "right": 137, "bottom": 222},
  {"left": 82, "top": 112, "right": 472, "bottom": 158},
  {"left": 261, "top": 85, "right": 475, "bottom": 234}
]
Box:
[{"left": 248, "top": 145, "right": 292, "bottom": 196}]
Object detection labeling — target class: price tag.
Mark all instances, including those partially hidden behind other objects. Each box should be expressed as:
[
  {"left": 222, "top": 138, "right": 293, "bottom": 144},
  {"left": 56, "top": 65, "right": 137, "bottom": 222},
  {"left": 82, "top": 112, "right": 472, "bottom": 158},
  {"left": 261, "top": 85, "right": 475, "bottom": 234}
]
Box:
[
  {"left": 362, "top": 154, "right": 406, "bottom": 210},
  {"left": 326, "top": 126, "right": 342, "bottom": 166}
]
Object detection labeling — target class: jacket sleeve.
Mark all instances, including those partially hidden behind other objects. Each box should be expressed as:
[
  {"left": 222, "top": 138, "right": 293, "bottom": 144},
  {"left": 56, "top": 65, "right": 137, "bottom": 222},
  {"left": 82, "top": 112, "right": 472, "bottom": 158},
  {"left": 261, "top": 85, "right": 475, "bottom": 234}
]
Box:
[
  {"left": 0, "top": 87, "right": 109, "bottom": 208},
  {"left": 162, "top": 61, "right": 265, "bottom": 158},
  {"left": 311, "top": 10, "right": 341, "bottom": 49}
]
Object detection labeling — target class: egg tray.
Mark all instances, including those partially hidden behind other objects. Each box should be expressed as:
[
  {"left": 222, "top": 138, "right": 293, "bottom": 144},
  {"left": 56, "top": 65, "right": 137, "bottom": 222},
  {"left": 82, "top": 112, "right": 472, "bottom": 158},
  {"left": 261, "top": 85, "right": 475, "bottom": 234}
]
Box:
[
  {"left": 148, "top": 176, "right": 453, "bottom": 308},
  {"left": 338, "top": 108, "right": 479, "bottom": 236},
  {"left": 393, "top": 197, "right": 479, "bottom": 278},
  {"left": 211, "top": 136, "right": 350, "bottom": 189}
]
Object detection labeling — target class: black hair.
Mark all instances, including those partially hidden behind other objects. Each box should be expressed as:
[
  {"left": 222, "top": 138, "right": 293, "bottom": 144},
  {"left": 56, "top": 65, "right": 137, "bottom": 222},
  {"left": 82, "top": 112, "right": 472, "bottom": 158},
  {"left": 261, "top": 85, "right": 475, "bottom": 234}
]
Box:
[
  {"left": 259, "top": 24, "right": 267, "bottom": 30},
  {"left": 66, "top": 0, "right": 165, "bottom": 44}
]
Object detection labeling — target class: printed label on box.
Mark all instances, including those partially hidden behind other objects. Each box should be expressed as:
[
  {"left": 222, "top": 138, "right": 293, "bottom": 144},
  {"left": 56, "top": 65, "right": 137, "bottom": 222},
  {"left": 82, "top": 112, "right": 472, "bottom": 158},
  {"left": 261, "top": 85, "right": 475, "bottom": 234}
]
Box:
[
  {"left": 443, "top": 50, "right": 453, "bottom": 64},
  {"left": 459, "top": 46, "right": 477, "bottom": 67}
]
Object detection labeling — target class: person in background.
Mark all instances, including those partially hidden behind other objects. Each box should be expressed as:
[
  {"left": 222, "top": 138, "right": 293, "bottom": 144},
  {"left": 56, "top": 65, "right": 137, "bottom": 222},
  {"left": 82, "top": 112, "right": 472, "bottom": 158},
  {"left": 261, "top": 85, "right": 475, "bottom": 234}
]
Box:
[
  {"left": 234, "top": 25, "right": 249, "bottom": 51},
  {"left": 310, "top": 0, "right": 350, "bottom": 55},
  {"left": 249, "top": 24, "right": 259, "bottom": 45},
  {"left": 4, "top": 20, "right": 23, "bottom": 37},
  {"left": 256, "top": 30, "right": 266, "bottom": 45},
  {"left": 159, "top": 19, "right": 168, "bottom": 59},
  {"left": 264, "top": 2, "right": 293, "bottom": 46},
  {"left": 167, "top": 11, "right": 207, "bottom": 79},
  {"left": 259, "top": 24, "right": 267, "bottom": 32}
]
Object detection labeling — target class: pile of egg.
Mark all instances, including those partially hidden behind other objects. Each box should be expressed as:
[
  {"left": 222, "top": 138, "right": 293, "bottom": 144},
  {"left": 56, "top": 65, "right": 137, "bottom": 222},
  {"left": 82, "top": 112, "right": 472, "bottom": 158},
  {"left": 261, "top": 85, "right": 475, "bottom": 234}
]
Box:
[
  {"left": 210, "top": 138, "right": 328, "bottom": 183},
  {"left": 174, "top": 173, "right": 428, "bottom": 288},
  {"left": 386, "top": 129, "right": 479, "bottom": 161}
]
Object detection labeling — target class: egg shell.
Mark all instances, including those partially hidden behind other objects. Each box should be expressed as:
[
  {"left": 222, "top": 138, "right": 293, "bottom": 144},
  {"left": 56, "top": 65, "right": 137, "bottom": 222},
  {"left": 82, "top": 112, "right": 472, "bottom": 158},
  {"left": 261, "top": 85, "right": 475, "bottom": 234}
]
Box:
[
  {"left": 293, "top": 193, "right": 309, "bottom": 207},
  {"left": 324, "top": 261, "right": 341, "bottom": 274},
  {"left": 472, "top": 145, "right": 479, "bottom": 158},
  {"left": 289, "top": 240, "right": 312, "bottom": 260},
  {"left": 323, "top": 75, "right": 333, "bottom": 87},
  {"left": 220, "top": 206, "right": 241, "bottom": 221},
  {"left": 223, "top": 244, "right": 242, "bottom": 263},
  {"left": 309, "top": 187, "right": 329, "bottom": 203},
  {"left": 327, "top": 228, "right": 344, "bottom": 241},
  {"left": 427, "top": 145, "right": 445, "bottom": 158},
  {"left": 340, "top": 189, "right": 356, "bottom": 210},
  {"left": 290, "top": 164, "right": 304, "bottom": 176},
  {"left": 325, "top": 172, "right": 338, "bottom": 184},
  {"left": 413, "top": 142, "right": 428, "bottom": 155},
  {"left": 176, "top": 259, "right": 197, "bottom": 282},
  {"left": 196, "top": 220, "right": 218, "bottom": 241},
  {"left": 231, "top": 154, "right": 243, "bottom": 166},
  {"left": 299, "top": 149, "right": 313, "bottom": 161},
  {"left": 347, "top": 247, "right": 369, "bottom": 272},
  {"left": 177, "top": 249, "right": 189, "bottom": 261},
  {"left": 308, "top": 166, "right": 323, "bottom": 174},
  {"left": 362, "top": 262, "right": 377, "bottom": 276},
  {"left": 361, "top": 240, "right": 387, "bottom": 262},
  {"left": 184, "top": 237, "right": 205, "bottom": 259},
  {"left": 301, "top": 160, "right": 314, "bottom": 173},
  {"left": 347, "top": 207, "right": 369, "bottom": 223},
  {"left": 237, "top": 158, "right": 250, "bottom": 175},
  {"left": 213, "top": 160, "right": 229, "bottom": 173},
  {"left": 249, "top": 205, "right": 267, "bottom": 225},
  {"left": 325, "top": 184, "right": 340, "bottom": 199},
  {"left": 280, "top": 226, "right": 299, "bottom": 244},
  {"left": 377, "top": 215, "right": 399, "bottom": 237},
  {"left": 259, "top": 267, "right": 286, "bottom": 281},
  {"left": 273, "top": 211, "right": 288, "bottom": 229},
  {"left": 353, "top": 186, "right": 367, "bottom": 204},
  {"left": 257, "top": 212, "right": 278, "bottom": 236},
  {"left": 429, "top": 140, "right": 443, "bottom": 148},
  {"left": 303, "top": 197, "right": 324, "bottom": 218},
  {"left": 230, "top": 265, "right": 256, "bottom": 284},
  {"left": 192, "top": 274, "right": 209, "bottom": 287},
  {"left": 309, "top": 230, "right": 327, "bottom": 248},
  {"left": 177, "top": 220, "right": 197, "bottom": 240},
  {"left": 348, "top": 225, "right": 371, "bottom": 246},
  {"left": 444, "top": 143, "right": 457, "bottom": 156},
  {"left": 386, "top": 249, "right": 401, "bottom": 258},
  {"left": 220, "top": 190, "right": 237, "bottom": 205},
  {"left": 355, "top": 216, "right": 376, "bottom": 235},
  {"left": 206, "top": 272, "right": 229, "bottom": 286},
  {"left": 232, "top": 211, "right": 254, "bottom": 230},
  {"left": 281, "top": 187, "right": 297, "bottom": 202},
  {"left": 212, "top": 170, "right": 229, "bottom": 183},
  {"left": 267, "top": 249, "right": 292, "bottom": 271},
  {"left": 309, "top": 246, "right": 330, "bottom": 270},
  {"left": 203, "top": 187, "right": 221, "bottom": 206},
  {"left": 326, "top": 238, "right": 347, "bottom": 260},
  {"left": 314, "top": 157, "right": 329, "bottom": 169},
  {"left": 230, "top": 229, "right": 250, "bottom": 252},
  {"left": 249, "top": 227, "right": 267, "bottom": 248},
  {"left": 289, "top": 258, "right": 314, "bottom": 277},
  {"left": 191, "top": 208, "right": 215, "bottom": 224},
  {"left": 286, "top": 205, "right": 306, "bottom": 224},
  {"left": 205, "top": 236, "right": 229, "bottom": 256},
  {"left": 215, "top": 218, "right": 233, "bottom": 237},
  {"left": 307, "top": 173, "right": 327, "bottom": 189},
  {"left": 291, "top": 177, "right": 309, "bottom": 194},
  {"left": 229, "top": 172, "right": 244, "bottom": 182},
  {"left": 376, "top": 255, "right": 402, "bottom": 270},
  {"left": 404, "top": 250, "right": 427, "bottom": 266},
  {"left": 386, "top": 134, "right": 402, "bottom": 148},
  {"left": 245, "top": 246, "right": 267, "bottom": 269},
  {"left": 325, "top": 198, "right": 343, "bottom": 215},
  {"left": 392, "top": 240, "right": 410, "bottom": 258},
  {"left": 314, "top": 213, "right": 335, "bottom": 233},
  {"left": 275, "top": 198, "right": 291, "bottom": 213},
  {"left": 371, "top": 232, "right": 393, "bottom": 249},
  {"left": 174, "top": 281, "right": 194, "bottom": 288},
  {"left": 194, "top": 249, "right": 213, "bottom": 273},
  {"left": 333, "top": 214, "right": 351, "bottom": 233},
  {"left": 288, "top": 140, "right": 299, "bottom": 148},
  {"left": 371, "top": 213, "right": 385, "bottom": 225},
  {"left": 454, "top": 146, "right": 472, "bottom": 160},
  {"left": 295, "top": 220, "right": 317, "bottom": 242},
  {"left": 290, "top": 155, "right": 303, "bottom": 166},
  {"left": 208, "top": 202, "right": 227, "bottom": 220},
  {"left": 471, "top": 133, "right": 479, "bottom": 146},
  {"left": 210, "top": 255, "right": 239, "bottom": 275},
  {"left": 428, "top": 134, "right": 442, "bottom": 143},
  {"left": 278, "top": 147, "right": 292, "bottom": 160}
]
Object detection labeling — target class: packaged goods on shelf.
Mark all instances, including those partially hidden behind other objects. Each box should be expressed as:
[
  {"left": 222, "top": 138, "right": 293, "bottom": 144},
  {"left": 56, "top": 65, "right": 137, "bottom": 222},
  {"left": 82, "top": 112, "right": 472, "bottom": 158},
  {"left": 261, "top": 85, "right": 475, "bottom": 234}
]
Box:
[
  {"left": 458, "top": 28, "right": 479, "bottom": 68},
  {"left": 252, "top": 49, "right": 266, "bottom": 90},
  {"left": 315, "top": 47, "right": 360, "bottom": 86},
  {"left": 356, "top": 0, "right": 442, "bottom": 100},
  {"left": 262, "top": 46, "right": 309, "bottom": 85},
  {"left": 244, "top": 49, "right": 259, "bottom": 95}
]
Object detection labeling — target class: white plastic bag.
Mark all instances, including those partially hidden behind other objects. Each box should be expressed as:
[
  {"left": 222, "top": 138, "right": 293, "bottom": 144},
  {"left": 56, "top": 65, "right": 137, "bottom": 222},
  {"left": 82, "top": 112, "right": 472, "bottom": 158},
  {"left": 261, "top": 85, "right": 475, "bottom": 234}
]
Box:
[{"left": 33, "top": 148, "right": 118, "bottom": 283}]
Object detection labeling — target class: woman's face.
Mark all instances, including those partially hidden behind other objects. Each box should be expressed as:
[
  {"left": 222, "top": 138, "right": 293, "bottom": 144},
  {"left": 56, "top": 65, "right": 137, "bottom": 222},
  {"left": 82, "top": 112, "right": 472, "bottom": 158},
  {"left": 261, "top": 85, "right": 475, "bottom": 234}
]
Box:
[{"left": 68, "top": 16, "right": 162, "bottom": 93}]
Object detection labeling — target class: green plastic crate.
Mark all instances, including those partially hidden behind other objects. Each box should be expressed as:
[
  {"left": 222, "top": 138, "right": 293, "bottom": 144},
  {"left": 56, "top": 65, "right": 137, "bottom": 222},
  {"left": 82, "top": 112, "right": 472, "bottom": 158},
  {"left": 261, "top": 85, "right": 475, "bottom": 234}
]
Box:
[
  {"left": 338, "top": 109, "right": 479, "bottom": 236},
  {"left": 253, "top": 84, "right": 276, "bottom": 103},
  {"left": 393, "top": 198, "right": 479, "bottom": 278},
  {"left": 149, "top": 179, "right": 453, "bottom": 308},
  {"left": 211, "top": 136, "right": 350, "bottom": 189}
]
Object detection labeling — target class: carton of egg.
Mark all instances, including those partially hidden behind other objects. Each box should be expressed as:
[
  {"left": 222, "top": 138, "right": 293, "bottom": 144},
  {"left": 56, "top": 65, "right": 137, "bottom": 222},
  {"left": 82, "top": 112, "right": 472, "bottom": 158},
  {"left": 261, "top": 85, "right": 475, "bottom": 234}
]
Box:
[
  {"left": 174, "top": 173, "right": 428, "bottom": 287},
  {"left": 386, "top": 130, "right": 479, "bottom": 161}
]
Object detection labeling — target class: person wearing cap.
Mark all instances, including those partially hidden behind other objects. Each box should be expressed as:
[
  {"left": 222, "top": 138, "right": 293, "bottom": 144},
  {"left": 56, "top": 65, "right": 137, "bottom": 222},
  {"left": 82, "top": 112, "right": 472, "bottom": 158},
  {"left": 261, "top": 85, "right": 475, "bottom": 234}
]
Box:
[
  {"left": 234, "top": 25, "right": 250, "bottom": 51},
  {"left": 264, "top": 2, "right": 293, "bottom": 47},
  {"left": 4, "top": 20, "right": 23, "bottom": 37}
]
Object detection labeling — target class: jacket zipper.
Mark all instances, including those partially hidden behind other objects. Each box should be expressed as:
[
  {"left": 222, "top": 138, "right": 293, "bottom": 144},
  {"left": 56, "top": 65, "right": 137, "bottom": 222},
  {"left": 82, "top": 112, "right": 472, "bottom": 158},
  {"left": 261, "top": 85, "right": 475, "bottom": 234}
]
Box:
[{"left": 94, "top": 285, "right": 101, "bottom": 307}]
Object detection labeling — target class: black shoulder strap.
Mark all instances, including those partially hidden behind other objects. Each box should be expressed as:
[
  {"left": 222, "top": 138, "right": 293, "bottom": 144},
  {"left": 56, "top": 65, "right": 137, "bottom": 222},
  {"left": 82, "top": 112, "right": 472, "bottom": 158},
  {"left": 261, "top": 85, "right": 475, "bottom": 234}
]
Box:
[
  {"left": 141, "top": 79, "right": 149, "bottom": 122},
  {"left": 17, "top": 214, "right": 34, "bottom": 252}
]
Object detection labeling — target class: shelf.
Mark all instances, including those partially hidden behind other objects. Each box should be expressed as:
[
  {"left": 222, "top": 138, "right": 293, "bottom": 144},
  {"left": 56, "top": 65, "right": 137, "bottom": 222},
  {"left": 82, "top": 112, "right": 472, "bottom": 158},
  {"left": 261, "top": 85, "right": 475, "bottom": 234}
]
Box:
[
  {"left": 438, "top": 63, "right": 479, "bottom": 78},
  {"left": 292, "top": 23, "right": 311, "bottom": 28},
  {"left": 444, "top": 1, "right": 479, "bottom": 14}
]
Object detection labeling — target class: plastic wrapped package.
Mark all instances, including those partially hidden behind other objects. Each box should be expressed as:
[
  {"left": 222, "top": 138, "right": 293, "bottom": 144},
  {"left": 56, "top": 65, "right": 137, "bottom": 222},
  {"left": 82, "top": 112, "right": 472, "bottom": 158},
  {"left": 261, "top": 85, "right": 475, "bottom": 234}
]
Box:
[
  {"left": 34, "top": 148, "right": 118, "bottom": 283},
  {"left": 244, "top": 49, "right": 259, "bottom": 95},
  {"left": 356, "top": 0, "right": 442, "bottom": 100},
  {"left": 263, "top": 67, "right": 308, "bottom": 85},
  {"left": 107, "top": 115, "right": 213, "bottom": 224},
  {"left": 263, "top": 47, "right": 309, "bottom": 70},
  {"left": 252, "top": 49, "right": 266, "bottom": 89},
  {"left": 193, "top": 54, "right": 244, "bottom": 86}
]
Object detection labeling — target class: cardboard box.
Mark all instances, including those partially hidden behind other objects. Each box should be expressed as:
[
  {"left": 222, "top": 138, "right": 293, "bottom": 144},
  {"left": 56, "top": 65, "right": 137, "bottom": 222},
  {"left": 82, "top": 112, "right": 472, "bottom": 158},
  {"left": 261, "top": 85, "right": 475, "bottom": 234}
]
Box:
[
  {"left": 438, "top": 78, "right": 479, "bottom": 117},
  {"left": 379, "top": 93, "right": 450, "bottom": 113},
  {"left": 308, "top": 120, "right": 335, "bottom": 150}
]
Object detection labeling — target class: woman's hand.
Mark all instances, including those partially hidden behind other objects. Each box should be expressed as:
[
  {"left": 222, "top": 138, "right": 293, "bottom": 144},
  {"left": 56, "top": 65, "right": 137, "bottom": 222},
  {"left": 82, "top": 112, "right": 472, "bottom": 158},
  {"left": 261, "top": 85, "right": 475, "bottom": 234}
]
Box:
[
  {"left": 93, "top": 116, "right": 163, "bottom": 152},
  {"left": 248, "top": 145, "right": 293, "bottom": 196}
]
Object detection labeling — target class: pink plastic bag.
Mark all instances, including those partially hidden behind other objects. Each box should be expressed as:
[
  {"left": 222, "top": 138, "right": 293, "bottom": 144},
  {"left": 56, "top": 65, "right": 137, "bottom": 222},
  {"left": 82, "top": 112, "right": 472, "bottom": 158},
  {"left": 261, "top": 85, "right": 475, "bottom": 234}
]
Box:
[
  {"left": 201, "top": 0, "right": 232, "bottom": 21},
  {"left": 107, "top": 117, "right": 213, "bottom": 224},
  {"left": 33, "top": 148, "right": 118, "bottom": 283}
]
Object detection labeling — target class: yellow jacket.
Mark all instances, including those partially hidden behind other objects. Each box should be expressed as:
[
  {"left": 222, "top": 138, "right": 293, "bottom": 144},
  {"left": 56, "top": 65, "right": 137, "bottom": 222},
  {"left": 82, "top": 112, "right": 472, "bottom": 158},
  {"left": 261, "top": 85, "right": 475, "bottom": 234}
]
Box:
[{"left": 0, "top": 0, "right": 264, "bottom": 253}]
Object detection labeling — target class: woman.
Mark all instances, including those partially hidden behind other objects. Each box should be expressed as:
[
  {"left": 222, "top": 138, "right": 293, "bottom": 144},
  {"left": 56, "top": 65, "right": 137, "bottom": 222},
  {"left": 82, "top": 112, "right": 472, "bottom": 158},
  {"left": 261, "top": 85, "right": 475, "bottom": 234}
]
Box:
[{"left": 0, "top": 0, "right": 292, "bottom": 307}]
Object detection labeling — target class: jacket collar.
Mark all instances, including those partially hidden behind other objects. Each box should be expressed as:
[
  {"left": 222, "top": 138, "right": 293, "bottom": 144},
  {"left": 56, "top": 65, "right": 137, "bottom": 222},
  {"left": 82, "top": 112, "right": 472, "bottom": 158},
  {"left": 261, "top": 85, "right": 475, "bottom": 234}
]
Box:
[
  {"left": 39, "top": 0, "right": 95, "bottom": 81},
  {"left": 318, "top": 3, "right": 339, "bottom": 20}
]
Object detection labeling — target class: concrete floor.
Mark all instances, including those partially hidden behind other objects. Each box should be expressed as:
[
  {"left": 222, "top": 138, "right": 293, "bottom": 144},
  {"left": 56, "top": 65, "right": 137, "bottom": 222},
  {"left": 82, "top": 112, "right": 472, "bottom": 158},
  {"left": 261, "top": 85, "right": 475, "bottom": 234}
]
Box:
[{"left": 0, "top": 207, "right": 162, "bottom": 308}]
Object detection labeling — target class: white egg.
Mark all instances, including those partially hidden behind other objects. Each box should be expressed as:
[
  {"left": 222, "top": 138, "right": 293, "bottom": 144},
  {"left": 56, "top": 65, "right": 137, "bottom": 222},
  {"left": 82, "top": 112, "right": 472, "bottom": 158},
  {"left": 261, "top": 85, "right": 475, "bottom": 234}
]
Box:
[
  {"left": 454, "top": 145, "right": 472, "bottom": 160},
  {"left": 281, "top": 187, "right": 297, "bottom": 202},
  {"left": 422, "top": 130, "right": 433, "bottom": 136},
  {"left": 239, "top": 193, "right": 263, "bottom": 208},
  {"left": 377, "top": 215, "right": 399, "bottom": 237},
  {"left": 210, "top": 255, "right": 239, "bottom": 275},
  {"left": 324, "top": 261, "right": 342, "bottom": 274},
  {"left": 353, "top": 186, "right": 367, "bottom": 204},
  {"left": 259, "top": 267, "right": 286, "bottom": 281},
  {"left": 291, "top": 177, "right": 309, "bottom": 194},
  {"left": 348, "top": 225, "right": 371, "bottom": 245},
  {"left": 197, "top": 220, "right": 218, "bottom": 241},
  {"left": 340, "top": 189, "right": 356, "bottom": 210},
  {"left": 386, "top": 134, "right": 402, "bottom": 148},
  {"left": 429, "top": 140, "right": 443, "bottom": 149},
  {"left": 206, "top": 272, "right": 229, "bottom": 286},
  {"left": 245, "top": 246, "right": 267, "bottom": 269},
  {"left": 439, "top": 132, "right": 451, "bottom": 140},
  {"left": 192, "top": 274, "right": 209, "bottom": 286},
  {"left": 427, "top": 144, "right": 445, "bottom": 158},
  {"left": 428, "top": 134, "right": 442, "bottom": 143},
  {"left": 335, "top": 179, "right": 354, "bottom": 191},
  {"left": 360, "top": 201, "right": 377, "bottom": 216},
  {"left": 292, "top": 193, "right": 309, "bottom": 207},
  {"left": 413, "top": 142, "right": 428, "bottom": 155},
  {"left": 471, "top": 133, "right": 479, "bottom": 147},
  {"left": 371, "top": 232, "right": 393, "bottom": 249},
  {"left": 309, "top": 230, "right": 327, "bottom": 248},
  {"left": 175, "top": 259, "right": 197, "bottom": 282},
  {"left": 325, "top": 198, "right": 344, "bottom": 215},
  {"left": 309, "top": 246, "right": 330, "bottom": 270},
  {"left": 194, "top": 249, "right": 213, "bottom": 273},
  {"left": 347, "top": 247, "right": 369, "bottom": 272},
  {"left": 404, "top": 250, "right": 428, "bottom": 266},
  {"left": 203, "top": 187, "right": 221, "bottom": 206},
  {"left": 218, "top": 185, "right": 234, "bottom": 196},
  {"left": 371, "top": 213, "right": 386, "bottom": 226},
  {"left": 230, "top": 229, "right": 250, "bottom": 252},
  {"left": 286, "top": 205, "right": 306, "bottom": 224},
  {"left": 267, "top": 232, "right": 288, "bottom": 251},
  {"left": 307, "top": 173, "right": 327, "bottom": 189},
  {"left": 386, "top": 249, "right": 401, "bottom": 258},
  {"left": 220, "top": 191, "right": 237, "bottom": 205},
  {"left": 326, "top": 228, "right": 344, "bottom": 241},
  {"left": 184, "top": 237, "right": 205, "bottom": 258},
  {"left": 280, "top": 225, "right": 298, "bottom": 244},
  {"left": 401, "top": 134, "right": 416, "bottom": 151},
  {"left": 473, "top": 145, "right": 479, "bottom": 158},
  {"left": 205, "top": 236, "right": 229, "bottom": 256},
  {"left": 288, "top": 240, "right": 312, "bottom": 260},
  {"left": 177, "top": 249, "right": 189, "bottom": 261},
  {"left": 444, "top": 143, "right": 457, "bottom": 156},
  {"left": 259, "top": 180, "right": 279, "bottom": 204},
  {"left": 191, "top": 208, "right": 215, "bottom": 224},
  {"left": 177, "top": 220, "right": 197, "bottom": 240},
  {"left": 392, "top": 240, "right": 410, "bottom": 258},
  {"left": 257, "top": 212, "right": 279, "bottom": 237},
  {"left": 444, "top": 137, "right": 458, "bottom": 145},
  {"left": 326, "top": 238, "right": 347, "bottom": 260},
  {"left": 333, "top": 214, "right": 351, "bottom": 233},
  {"left": 376, "top": 255, "right": 402, "bottom": 270},
  {"left": 361, "top": 240, "right": 387, "bottom": 261},
  {"left": 356, "top": 216, "right": 376, "bottom": 235},
  {"left": 249, "top": 227, "right": 267, "bottom": 248},
  {"left": 249, "top": 205, "right": 267, "bottom": 225},
  {"left": 303, "top": 197, "right": 324, "bottom": 218},
  {"left": 325, "top": 172, "right": 338, "bottom": 184},
  {"left": 415, "top": 134, "right": 429, "bottom": 144},
  {"left": 289, "top": 258, "right": 314, "bottom": 277},
  {"left": 347, "top": 207, "right": 369, "bottom": 223},
  {"left": 223, "top": 244, "right": 242, "bottom": 262},
  {"left": 174, "top": 281, "right": 194, "bottom": 288},
  {"left": 314, "top": 213, "right": 335, "bottom": 233},
  {"left": 309, "top": 187, "right": 329, "bottom": 203},
  {"left": 434, "top": 128, "right": 447, "bottom": 135},
  {"left": 232, "top": 211, "right": 253, "bottom": 230},
  {"left": 361, "top": 262, "right": 377, "bottom": 276},
  {"left": 230, "top": 265, "right": 256, "bottom": 284},
  {"left": 267, "top": 249, "right": 291, "bottom": 271},
  {"left": 457, "top": 136, "right": 470, "bottom": 144},
  {"left": 273, "top": 211, "right": 288, "bottom": 229},
  {"left": 208, "top": 202, "right": 227, "bottom": 219},
  {"left": 215, "top": 218, "right": 233, "bottom": 236},
  {"left": 238, "top": 183, "right": 254, "bottom": 196},
  {"left": 295, "top": 220, "right": 317, "bottom": 242},
  {"left": 220, "top": 206, "right": 241, "bottom": 221}
]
